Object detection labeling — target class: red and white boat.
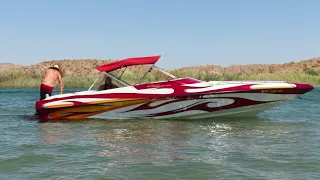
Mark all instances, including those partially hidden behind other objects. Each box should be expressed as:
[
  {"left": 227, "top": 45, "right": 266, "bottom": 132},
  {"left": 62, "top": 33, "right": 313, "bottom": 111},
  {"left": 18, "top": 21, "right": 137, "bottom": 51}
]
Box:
[{"left": 35, "top": 55, "right": 314, "bottom": 122}]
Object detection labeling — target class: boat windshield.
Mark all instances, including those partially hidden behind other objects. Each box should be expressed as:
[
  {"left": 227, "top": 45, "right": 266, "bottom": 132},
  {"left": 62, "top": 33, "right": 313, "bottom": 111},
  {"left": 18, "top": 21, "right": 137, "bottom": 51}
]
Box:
[
  {"left": 107, "top": 64, "right": 177, "bottom": 87},
  {"left": 88, "top": 64, "right": 177, "bottom": 91}
]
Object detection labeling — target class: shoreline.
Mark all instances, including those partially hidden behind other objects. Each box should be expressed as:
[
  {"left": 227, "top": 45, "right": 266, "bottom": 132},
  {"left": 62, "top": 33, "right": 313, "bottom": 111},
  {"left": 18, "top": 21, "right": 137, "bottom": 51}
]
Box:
[
  {"left": 1, "top": 72, "right": 319, "bottom": 88},
  {"left": 1, "top": 57, "right": 320, "bottom": 88}
]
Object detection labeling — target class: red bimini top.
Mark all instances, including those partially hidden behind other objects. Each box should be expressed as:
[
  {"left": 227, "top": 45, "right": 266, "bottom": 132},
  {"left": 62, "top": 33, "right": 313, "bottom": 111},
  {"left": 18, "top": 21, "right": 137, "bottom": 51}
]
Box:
[{"left": 96, "top": 55, "right": 161, "bottom": 73}]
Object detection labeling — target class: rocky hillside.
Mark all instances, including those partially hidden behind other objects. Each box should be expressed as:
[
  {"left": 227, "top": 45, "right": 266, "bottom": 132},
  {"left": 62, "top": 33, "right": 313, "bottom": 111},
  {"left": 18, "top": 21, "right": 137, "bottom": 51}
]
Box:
[
  {"left": 174, "top": 57, "right": 320, "bottom": 76},
  {"left": 1, "top": 57, "right": 320, "bottom": 78}
]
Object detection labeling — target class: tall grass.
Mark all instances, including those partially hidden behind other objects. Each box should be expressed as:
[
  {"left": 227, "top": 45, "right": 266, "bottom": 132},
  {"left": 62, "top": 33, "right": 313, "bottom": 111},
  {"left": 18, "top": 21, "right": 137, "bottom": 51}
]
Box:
[
  {"left": 217, "top": 72, "right": 320, "bottom": 86},
  {"left": 234, "top": 72, "right": 320, "bottom": 85},
  {"left": 0, "top": 72, "right": 99, "bottom": 88},
  {"left": 170, "top": 70, "right": 320, "bottom": 86},
  {"left": 0, "top": 71, "right": 40, "bottom": 88},
  {"left": 1, "top": 71, "right": 319, "bottom": 88}
]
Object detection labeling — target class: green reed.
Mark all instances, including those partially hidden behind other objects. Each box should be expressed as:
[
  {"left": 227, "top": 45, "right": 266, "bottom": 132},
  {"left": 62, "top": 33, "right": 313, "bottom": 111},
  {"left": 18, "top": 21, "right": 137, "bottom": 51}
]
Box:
[{"left": 1, "top": 71, "right": 319, "bottom": 88}]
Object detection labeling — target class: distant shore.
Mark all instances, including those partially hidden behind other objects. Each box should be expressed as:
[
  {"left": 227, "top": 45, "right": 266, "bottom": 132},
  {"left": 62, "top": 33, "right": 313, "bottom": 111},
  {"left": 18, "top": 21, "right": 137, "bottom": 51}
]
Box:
[{"left": 1, "top": 57, "right": 320, "bottom": 88}]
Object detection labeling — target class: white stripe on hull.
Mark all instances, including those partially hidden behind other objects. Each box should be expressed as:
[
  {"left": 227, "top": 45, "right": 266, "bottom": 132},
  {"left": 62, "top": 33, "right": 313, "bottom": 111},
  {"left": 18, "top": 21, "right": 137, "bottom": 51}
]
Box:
[{"left": 204, "top": 93, "right": 297, "bottom": 102}]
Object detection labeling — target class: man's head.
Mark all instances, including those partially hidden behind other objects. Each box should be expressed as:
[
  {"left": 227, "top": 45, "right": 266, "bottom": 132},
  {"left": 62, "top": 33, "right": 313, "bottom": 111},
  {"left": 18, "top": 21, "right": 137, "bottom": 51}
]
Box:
[
  {"left": 49, "top": 64, "right": 60, "bottom": 71},
  {"left": 103, "top": 76, "right": 113, "bottom": 89},
  {"left": 105, "top": 76, "right": 112, "bottom": 84}
]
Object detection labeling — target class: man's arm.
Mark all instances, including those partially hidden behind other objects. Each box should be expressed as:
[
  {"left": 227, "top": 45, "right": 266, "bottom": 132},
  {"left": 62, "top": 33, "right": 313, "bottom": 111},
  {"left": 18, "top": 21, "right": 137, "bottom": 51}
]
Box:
[{"left": 58, "top": 73, "right": 64, "bottom": 94}]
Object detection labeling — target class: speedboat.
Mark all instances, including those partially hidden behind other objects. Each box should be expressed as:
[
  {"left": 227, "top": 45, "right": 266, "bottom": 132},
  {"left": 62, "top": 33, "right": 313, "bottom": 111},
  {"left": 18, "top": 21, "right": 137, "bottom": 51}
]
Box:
[{"left": 35, "top": 55, "right": 314, "bottom": 122}]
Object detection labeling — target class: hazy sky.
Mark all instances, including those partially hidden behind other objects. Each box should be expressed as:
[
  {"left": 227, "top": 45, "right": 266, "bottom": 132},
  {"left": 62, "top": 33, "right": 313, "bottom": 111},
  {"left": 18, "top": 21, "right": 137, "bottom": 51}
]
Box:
[{"left": 0, "top": 0, "right": 319, "bottom": 69}]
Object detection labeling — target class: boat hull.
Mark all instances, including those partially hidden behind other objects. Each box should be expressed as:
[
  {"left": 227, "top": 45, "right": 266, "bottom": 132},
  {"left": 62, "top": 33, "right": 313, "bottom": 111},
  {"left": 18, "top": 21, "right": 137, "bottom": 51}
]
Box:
[
  {"left": 36, "top": 91, "right": 298, "bottom": 122},
  {"left": 88, "top": 93, "right": 295, "bottom": 120},
  {"left": 35, "top": 78, "right": 314, "bottom": 122}
]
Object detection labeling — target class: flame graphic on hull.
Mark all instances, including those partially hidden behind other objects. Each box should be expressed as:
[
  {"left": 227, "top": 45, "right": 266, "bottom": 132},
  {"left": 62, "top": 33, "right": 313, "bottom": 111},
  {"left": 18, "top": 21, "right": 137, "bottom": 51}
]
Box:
[{"left": 122, "top": 97, "right": 274, "bottom": 118}]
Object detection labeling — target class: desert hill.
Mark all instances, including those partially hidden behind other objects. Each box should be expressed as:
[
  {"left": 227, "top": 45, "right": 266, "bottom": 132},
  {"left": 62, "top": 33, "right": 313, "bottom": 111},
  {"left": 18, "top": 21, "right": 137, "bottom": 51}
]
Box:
[
  {"left": 175, "top": 57, "right": 320, "bottom": 77},
  {"left": 1, "top": 57, "right": 320, "bottom": 78}
]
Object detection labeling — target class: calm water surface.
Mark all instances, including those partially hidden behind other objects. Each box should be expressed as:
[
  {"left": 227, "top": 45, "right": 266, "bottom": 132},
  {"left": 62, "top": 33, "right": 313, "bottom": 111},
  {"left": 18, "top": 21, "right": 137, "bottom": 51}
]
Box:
[{"left": 0, "top": 88, "right": 319, "bottom": 180}]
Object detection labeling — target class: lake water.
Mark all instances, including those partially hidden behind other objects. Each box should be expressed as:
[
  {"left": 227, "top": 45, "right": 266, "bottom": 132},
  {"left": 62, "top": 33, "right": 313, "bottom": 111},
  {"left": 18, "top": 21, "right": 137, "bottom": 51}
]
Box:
[{"left": 0, "top": 88, "right": 319, "bottom": 180}]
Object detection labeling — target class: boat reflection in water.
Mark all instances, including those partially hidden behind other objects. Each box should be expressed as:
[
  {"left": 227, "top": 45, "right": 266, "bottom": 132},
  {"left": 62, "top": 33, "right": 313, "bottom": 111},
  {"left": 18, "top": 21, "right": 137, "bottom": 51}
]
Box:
[
  {"left": 97, "top": 118, "right": 301, "bottom": 161},
  {"left": 95, "top": 119, "right": 191, "bottom": 164},
  {"left": 38, "top": 115, "right": 306, "bottom": 178}
]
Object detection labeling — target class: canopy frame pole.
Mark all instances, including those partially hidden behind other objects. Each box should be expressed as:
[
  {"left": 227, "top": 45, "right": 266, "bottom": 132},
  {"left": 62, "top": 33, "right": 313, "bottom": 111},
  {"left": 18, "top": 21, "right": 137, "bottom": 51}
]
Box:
[
  {"left": 88, "top": 73, "right": 102, "bottom": 91},
  {"left": 153, "top": 65, "right": 177, "bottom": 79},
  {"left": 115, "top": 66, "right": 124, "bottom": 77},
  {"left": 118, "top": 66, "right": 127, "bottom": 79},
  {"left": 137, "top": 65, "right": 154, "bottom": 84}
]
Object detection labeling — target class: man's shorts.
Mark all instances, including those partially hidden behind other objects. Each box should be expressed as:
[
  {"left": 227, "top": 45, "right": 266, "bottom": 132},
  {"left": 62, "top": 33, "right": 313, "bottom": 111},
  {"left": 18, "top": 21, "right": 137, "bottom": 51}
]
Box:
[{"left": 40, "top": 84, "right": 54, "bottom": 100}]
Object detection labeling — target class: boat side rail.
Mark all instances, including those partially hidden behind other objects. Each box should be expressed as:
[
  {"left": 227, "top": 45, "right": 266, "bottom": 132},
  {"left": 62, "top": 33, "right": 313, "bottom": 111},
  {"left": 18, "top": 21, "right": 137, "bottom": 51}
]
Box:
[{"left": 153, "top": 65, "right": 177, "bottom": 79}]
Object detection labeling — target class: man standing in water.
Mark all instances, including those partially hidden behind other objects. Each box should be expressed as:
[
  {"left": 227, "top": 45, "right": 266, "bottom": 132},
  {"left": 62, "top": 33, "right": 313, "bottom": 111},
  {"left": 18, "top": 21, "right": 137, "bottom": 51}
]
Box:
[{"left": 39, "top": 65, "right": 64, "bottom": 100}]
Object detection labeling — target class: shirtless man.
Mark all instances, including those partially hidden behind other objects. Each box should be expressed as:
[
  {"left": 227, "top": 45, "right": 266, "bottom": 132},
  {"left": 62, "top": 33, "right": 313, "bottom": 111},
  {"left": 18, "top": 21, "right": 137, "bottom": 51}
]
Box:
[{"left": 40, "top": 65, "right": 64, "bottom": 100}]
